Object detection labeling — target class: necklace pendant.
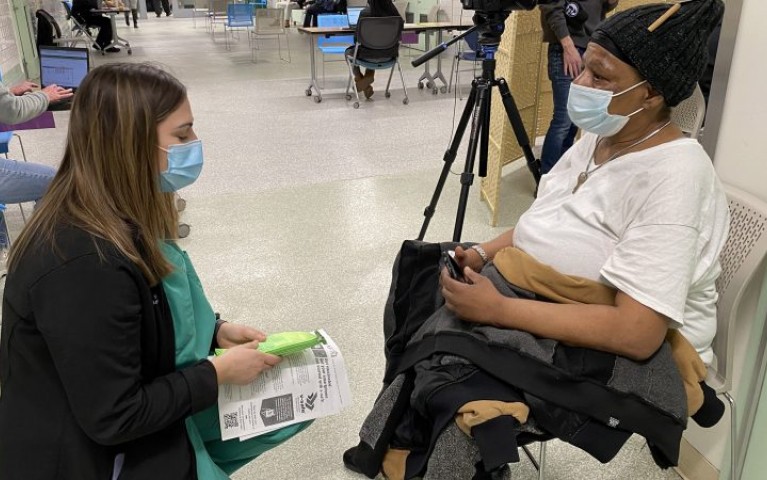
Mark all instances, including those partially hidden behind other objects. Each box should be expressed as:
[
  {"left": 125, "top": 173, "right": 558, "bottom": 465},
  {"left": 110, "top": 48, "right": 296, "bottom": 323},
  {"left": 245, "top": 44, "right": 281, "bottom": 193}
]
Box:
[{"left": 572, "top": 171, "right": 588, "bottom": 194}]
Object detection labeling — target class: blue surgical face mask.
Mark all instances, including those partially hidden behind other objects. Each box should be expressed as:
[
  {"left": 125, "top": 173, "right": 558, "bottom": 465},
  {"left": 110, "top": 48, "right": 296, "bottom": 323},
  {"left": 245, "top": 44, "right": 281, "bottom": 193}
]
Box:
[
  {"left": 567, "top": 80, "right": 648, "bottom": 137},
  {"left": 158, "top": 139, "right": 203, "bottom": 193}
]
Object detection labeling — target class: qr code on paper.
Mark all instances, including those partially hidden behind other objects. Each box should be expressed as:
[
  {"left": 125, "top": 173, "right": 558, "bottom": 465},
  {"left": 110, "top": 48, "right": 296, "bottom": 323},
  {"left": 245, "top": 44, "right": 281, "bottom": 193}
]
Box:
[{"left": 223, "top": 412, "right": 239, "bottom": 430}]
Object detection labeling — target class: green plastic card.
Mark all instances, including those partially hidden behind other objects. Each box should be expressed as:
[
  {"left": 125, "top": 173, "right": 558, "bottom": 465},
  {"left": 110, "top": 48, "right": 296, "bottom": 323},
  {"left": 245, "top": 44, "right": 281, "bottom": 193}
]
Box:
[{"left": 215, "top": 331, "right": 322, "bottom": 357}]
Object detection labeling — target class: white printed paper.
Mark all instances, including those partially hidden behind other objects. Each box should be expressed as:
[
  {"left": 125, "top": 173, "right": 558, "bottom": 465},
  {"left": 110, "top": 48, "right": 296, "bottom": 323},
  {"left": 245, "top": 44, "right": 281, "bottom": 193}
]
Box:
[{"left": 217, "top": 330, "right": 352, "bottom": 441}]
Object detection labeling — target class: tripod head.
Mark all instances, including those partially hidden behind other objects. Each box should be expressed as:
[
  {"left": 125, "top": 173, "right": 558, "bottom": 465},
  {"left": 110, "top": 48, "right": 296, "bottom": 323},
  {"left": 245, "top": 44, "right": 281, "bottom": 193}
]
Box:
[{"left": 411, "top": 11, "right": 509, "bottom": 68}]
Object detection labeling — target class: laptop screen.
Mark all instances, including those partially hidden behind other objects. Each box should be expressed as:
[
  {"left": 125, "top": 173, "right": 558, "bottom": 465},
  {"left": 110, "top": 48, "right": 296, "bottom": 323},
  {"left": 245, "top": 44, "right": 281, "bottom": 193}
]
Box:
[
  {"left": 39, "top": 46, "right": 89, "bottom": 90},
  {"left": 347, "top": 7, "right": 364, "bottom": 27}
]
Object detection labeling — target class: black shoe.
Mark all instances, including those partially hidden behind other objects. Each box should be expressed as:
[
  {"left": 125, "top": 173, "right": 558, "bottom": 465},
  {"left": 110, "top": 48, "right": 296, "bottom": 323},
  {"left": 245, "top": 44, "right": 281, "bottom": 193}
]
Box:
[
  {"left": 92, "top": 43, "right": 101, "bottom": 50},
  {"left": 105, "top": 47, "right": 121, "bottom": 53},
  {"left": 134, "top": 24, "right": 138, "bottom": 28}
]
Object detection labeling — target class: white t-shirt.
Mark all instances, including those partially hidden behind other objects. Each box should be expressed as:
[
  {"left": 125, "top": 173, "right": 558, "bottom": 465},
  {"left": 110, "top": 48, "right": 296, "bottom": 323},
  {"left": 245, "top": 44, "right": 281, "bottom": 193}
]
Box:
[{"left": 513, "top": 133, "right": 730, "bottom": 364}]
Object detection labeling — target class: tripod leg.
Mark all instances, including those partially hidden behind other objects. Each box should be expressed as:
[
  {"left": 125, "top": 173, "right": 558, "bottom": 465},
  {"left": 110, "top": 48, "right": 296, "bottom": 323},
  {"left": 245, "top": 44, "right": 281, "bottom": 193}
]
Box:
[
  {"left": 453, "top": 80, "right": 490, "bottom": 242},
  {"left": 479, "top": 80, "right": 492, "bottom": 178},
  {"left": 417, "top": 82, "right": 479, "bottom": 241},
  {"left": 496, "top": 78, "right": 541, "bottom": 185}
]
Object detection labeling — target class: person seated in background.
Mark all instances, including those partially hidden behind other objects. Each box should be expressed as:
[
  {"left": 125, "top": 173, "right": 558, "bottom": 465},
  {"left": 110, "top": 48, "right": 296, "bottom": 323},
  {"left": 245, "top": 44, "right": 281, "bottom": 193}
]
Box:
[
  {"left": 345, "top": 1, "right": 729, "bottom": 478},
  {"left": 72, "top": 0, "right": 120, "bottom": 52},
  {"left": 346, "top": 0, "right": 401, "bottom": 99},
  {"left": 0, "top": 63, "right": 309, "bottom": 480},
  {"left": 0, "top": 78, "right": 72, "bottom": 207},
  {"left": 303, "top": 0, "right": 346, "bottom": 27}
]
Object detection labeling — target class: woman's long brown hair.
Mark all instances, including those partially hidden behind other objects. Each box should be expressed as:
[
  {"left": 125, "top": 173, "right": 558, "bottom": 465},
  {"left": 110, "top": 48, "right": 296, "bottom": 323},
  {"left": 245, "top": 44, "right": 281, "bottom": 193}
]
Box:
[{"left": 8, "top": 63, "right": 186, "bottom": 285}]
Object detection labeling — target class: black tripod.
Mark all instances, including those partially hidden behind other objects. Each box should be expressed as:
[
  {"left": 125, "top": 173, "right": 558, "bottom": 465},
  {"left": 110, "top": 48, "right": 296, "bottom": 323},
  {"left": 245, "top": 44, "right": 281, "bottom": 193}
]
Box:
[{"left": 414, "top": 16, "right": 541, "bottom": 242}]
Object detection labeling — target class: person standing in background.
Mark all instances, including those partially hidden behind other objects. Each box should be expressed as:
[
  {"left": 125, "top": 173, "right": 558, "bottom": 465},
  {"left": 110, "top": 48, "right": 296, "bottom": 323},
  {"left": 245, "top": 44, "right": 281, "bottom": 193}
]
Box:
[
  {"left": 124, "top": 0, "right": 139, "bottom": 28},
  {"left": 539, "top": 0, "right": 619, "bottom": 176},
  {"left": 154, "top": 0, "right": 172, "bottom": 17}
]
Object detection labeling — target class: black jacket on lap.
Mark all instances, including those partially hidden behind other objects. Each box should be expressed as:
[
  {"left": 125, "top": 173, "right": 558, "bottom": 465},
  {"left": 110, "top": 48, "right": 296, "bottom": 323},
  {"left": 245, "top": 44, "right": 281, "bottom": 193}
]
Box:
[{"left": 345, "top": 240, "right": 687, "bottom": 479}]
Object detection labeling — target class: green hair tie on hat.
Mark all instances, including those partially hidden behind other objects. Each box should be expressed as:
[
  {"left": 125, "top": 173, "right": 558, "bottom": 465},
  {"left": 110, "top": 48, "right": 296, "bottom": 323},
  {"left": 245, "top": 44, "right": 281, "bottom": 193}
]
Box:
[{"left": 590, "top": 0, "right": 724, "bottom": 107}]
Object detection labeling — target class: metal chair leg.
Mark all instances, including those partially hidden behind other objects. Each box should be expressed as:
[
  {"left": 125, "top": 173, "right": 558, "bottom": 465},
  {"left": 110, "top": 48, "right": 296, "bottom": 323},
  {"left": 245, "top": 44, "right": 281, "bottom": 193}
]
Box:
[
  {"left": 14, "top": 134, "right": 27, "bottom": 223},
  {"left": 396, "top": 59, "right": 408, "bottom": 105},
  {"left": 385, "top": 65, "right": 394, "bottom": 96},
  {"left": 725, "top": 392, "right": 738, "bottom": 480},
  {"left": 345, "top": 59, "right": 361, "bottom": 107},
  {"left": 538, "top": 441, "right": 547, "bottom": 480},
  {"left": 14, "top": 134, "right": 26, "bottom": 162},
  {"left": 284, "top": 31, "right": 291, "bottom": 63}
]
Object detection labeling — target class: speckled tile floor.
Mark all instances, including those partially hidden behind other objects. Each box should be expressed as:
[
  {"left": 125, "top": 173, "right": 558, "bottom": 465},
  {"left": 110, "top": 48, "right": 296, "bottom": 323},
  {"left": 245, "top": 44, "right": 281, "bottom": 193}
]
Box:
[{"left": 1, "top": 13, "right": 680, "bottom": 480}]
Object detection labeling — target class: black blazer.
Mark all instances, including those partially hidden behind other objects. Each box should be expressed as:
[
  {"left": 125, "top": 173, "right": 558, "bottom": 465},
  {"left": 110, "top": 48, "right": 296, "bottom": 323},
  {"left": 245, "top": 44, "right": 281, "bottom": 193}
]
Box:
[{"left": 0, "top": 226, "right": 218, "bottom": 480}]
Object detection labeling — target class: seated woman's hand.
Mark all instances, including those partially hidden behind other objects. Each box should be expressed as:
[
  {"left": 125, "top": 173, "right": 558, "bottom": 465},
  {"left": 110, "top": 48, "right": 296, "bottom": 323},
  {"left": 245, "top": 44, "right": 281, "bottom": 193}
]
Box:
[
  {"left": 216, "top": 322, "right": 267, "bottom": 349},
  {"left": 441, "top": 268, "right": 504, "bottom": 326},
  {"left": 454, "top": 246, "right": 485, "bottom": 273},
  {"left": 210, "top": 341, "right": 281, "bottom": 385},
  {"left": 9, "top": 81, "right": 39, "bottom": 96}
]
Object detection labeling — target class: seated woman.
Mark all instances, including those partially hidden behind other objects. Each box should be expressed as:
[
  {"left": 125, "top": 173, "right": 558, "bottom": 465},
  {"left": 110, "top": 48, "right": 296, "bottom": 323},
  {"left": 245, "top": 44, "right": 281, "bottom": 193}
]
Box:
[
  {"left": 345, "top": 1, "right": 727, "bottom": 478},
  {"left": 0, "top": 79, "right": 72, "bottom": 208},
  {"left": 346, "top": 0, "right": 401, "bottom": 99},
  {"left": 0, "top": 63, "right": 308, "bottom": 480},
  {"left": 446, "top": 0, "right": 727, "bottom": 367},
  {"left": 303, "top": 0, "right": 347, "bottom": 27},
  {"left": 72, "top": 0, "right": 120, "bottom": 52}
]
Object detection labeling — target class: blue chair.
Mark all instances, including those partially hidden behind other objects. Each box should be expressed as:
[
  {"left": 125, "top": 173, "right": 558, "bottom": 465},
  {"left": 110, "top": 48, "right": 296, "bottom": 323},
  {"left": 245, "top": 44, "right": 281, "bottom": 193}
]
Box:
[
  {"left": 248, "top": 0, "right": 267, "bottom": 8},
  {"left": 317, "top": 14, "right": 353, "bottom": 84},
  {"left": 448, "top": 29, "right": 483, "bottom": 100},
  {"left": 224, "top": 3, "right": 254, "bottom": 50},
  {"left": 344, "top": 16, "right": 408, "bottom": 108}
]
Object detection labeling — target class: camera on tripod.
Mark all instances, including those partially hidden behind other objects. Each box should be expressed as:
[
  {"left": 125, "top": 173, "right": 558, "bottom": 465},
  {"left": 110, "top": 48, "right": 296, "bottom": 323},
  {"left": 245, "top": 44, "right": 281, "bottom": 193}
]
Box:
[
  {"left": 460, "top": 0, "right": 553, "bottom": 14},
  {"left": 415, "top": 0, "right": 556, "bottom": 242}
]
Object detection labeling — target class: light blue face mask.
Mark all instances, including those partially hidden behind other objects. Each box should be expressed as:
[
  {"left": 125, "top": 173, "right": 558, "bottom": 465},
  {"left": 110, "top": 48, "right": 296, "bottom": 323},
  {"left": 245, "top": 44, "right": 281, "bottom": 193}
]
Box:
[
  {"left": 567, "top": 80, "right": 648, "bottom": 137},
  {"left": 158, "top": 139, "right": 203, "bottom": 193}
]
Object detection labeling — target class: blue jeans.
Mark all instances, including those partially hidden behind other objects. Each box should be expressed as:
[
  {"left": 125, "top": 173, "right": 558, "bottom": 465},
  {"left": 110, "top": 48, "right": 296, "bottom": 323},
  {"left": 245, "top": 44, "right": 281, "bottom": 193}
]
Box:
[
  {"left": 0, "top": 158, "right": 56, "bottom": 204},
  {"left": 540, "top": 44, "right": 584, "bottom": 175}
]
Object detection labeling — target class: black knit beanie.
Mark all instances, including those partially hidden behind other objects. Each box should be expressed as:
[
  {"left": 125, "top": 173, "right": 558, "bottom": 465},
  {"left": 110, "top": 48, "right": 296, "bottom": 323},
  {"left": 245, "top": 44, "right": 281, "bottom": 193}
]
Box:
[{"left": 591, "top": 0, "right": 724, "bottom": 107}]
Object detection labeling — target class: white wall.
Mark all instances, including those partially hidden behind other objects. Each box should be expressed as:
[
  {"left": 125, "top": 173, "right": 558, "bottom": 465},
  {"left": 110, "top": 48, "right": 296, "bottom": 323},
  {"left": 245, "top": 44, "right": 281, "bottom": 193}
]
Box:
[
  {"left": 688, "top": 0, "right": 767, "bottom": 475},
  {"left": 706, "top": 0, "right": 766, "bottom": 200}
]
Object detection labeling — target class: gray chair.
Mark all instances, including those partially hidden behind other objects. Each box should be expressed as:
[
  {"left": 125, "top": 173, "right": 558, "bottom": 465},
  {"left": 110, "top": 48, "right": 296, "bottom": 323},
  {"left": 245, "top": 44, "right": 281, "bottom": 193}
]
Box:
[
  {"left": 252, "top": 8, "right": 291, "bottom": 63},
  {"left": 671, "top": 84, "right": 706, "bottom": 140},
  {"left": 344, "top": 16, "right": 408, "bottom": 109},
  {"left": 708, "top": 184, "right": 767, "bottom": 480}
]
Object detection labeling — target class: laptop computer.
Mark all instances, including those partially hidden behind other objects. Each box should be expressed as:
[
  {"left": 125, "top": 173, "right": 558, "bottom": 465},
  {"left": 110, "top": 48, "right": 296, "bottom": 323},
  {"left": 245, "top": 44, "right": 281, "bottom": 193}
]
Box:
[
  {"left": 38, "top": 46, "right": 90, "bottom": 111},
  {"left": 347, "top": 7, "right": 364, "bottom": 27}
]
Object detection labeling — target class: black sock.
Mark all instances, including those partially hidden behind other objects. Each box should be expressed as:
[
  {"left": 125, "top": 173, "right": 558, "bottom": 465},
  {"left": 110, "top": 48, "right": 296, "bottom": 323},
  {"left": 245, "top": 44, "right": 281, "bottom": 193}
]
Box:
[{"left": 691, "top": 381, "right": 726, "bottom": 428}]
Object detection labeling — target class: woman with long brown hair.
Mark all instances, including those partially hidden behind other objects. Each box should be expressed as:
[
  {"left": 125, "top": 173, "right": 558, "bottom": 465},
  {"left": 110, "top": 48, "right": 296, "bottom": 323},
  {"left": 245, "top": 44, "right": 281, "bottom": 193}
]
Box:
[{"left": 0, "top": 63, "right": 307, "bottom": 480}]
